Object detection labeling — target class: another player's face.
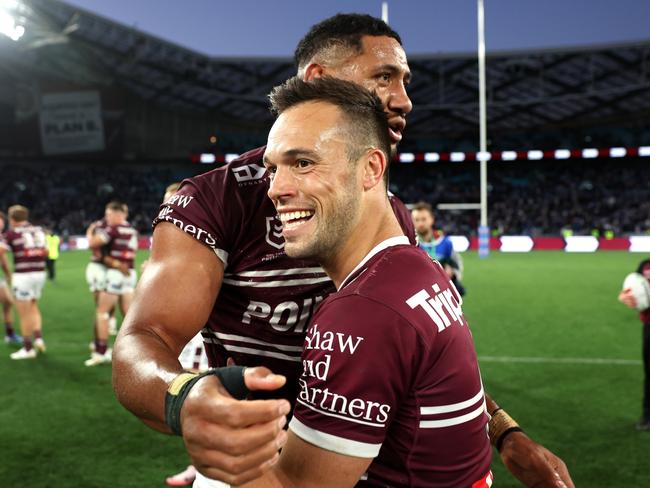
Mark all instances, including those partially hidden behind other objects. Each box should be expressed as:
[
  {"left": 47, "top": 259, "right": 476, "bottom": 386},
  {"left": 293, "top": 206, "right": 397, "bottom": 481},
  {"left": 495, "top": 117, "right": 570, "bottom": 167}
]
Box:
[
  {"left": 324, "top": 35, "right": 412, "bottom": 153},
  {"left": 265, "top": 101, "right": 362, "bottom": 262},
  {"left": 412, "top": 209, "right": 434, "bottom": 235}
]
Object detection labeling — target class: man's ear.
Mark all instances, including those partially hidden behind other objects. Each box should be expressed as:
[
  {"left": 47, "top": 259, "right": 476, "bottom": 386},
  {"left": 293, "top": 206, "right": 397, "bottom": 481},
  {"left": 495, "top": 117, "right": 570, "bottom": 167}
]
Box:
[
  {"left": 362, "top": 149, "right": 387, "bottom": 191},
  {"left": 303, "top": 63, "right": 326, "bottom": 81}
]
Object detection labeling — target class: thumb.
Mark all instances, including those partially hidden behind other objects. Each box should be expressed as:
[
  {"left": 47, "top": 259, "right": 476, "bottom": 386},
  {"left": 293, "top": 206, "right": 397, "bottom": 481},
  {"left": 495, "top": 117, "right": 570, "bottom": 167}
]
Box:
[{"left": 244, "top": 367, "right": 287, "bottom": 392}]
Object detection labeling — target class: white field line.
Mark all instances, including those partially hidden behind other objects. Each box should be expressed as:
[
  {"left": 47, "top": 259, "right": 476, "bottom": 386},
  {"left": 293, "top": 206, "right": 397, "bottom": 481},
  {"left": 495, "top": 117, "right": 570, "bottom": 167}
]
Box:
[{"left": 479, "top": 355, "right": 641, "bottom": 366}]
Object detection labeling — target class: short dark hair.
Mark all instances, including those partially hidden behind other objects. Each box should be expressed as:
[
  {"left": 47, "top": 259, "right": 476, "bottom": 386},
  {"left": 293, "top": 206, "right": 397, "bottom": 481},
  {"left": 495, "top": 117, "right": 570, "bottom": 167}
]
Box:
[
  {"left": 294, "top": 13, "right": 402, "bottom": 73},
  {"left": 412, "top": 201, "right": 434, "bottom": 216},
  {"left": 269, "top": 76, "right": 391, "bottom": 173}
]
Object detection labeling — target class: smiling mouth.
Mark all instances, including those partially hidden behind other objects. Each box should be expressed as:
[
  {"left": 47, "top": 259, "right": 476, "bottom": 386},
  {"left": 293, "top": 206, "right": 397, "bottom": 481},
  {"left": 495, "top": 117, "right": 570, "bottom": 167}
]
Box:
[{"left": 278, "top": 210, "right": 315, "bottom": 231}]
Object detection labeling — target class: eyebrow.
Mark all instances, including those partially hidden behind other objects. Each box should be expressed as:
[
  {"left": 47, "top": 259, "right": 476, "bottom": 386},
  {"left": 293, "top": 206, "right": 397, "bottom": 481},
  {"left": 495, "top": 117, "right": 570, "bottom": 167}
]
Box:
[
  {"left": 263, "top": 148, "right": 321, "bottom": 165},
  {"left": 375, "top": 63, "right": 412, "bottom": 83}
]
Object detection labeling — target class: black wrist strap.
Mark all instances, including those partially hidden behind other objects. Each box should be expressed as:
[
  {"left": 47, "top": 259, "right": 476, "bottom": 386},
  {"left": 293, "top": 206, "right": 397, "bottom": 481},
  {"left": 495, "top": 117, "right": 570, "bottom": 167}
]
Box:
[
  {"left": 496, "top": 426, "right": 524, "bottom": 452},
  {"left": 164, "top": 366, "right": 249, "bottom": 436}
]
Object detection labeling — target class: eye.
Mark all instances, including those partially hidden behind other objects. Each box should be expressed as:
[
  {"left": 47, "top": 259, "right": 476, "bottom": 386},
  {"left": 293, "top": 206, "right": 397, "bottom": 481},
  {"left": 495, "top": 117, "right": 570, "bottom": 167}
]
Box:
[
  {"left": 265, "top": 165, "right": 277, "bottom": 177},
  {"left": 297, "top": 159, "right": 312, "bottom": 169}
]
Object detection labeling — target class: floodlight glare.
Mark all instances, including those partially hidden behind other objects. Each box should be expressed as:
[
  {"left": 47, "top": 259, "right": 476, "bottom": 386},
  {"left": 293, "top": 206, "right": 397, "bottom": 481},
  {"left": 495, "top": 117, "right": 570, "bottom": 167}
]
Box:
[{"left": 0, "top": 1, "right": 25, "bottom": 41}]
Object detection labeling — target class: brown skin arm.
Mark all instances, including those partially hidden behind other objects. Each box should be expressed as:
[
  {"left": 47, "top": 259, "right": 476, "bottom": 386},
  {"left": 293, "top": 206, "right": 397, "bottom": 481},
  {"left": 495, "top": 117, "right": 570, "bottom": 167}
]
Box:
[
  {"left": 0, "top": 249, "right": 11, "bottom": 286},
  {"left": 112, "top": 222, "right": 291, "bottom": 485},
  {"left": 237, "top": 430, "right": 372, "bottom": 488},
  {"left": 486, "top": 394, "right": 575, "bottom": 488}
]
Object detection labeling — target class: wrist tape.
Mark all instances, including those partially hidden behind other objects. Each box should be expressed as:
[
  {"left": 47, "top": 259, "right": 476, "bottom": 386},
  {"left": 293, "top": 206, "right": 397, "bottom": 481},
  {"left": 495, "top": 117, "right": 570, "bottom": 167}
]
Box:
[
  {"left": 165, "top": 366, "right": 249, "bottom": 435},
  {"left": 488, "top": 408, "right": 523, "bottom": 452}
]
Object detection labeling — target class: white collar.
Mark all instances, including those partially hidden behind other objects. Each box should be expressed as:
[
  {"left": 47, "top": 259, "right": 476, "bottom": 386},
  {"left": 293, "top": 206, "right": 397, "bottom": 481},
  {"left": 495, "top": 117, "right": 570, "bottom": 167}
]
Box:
[{"left": 338, "top": 235, "right": 410, "bottom": 291}]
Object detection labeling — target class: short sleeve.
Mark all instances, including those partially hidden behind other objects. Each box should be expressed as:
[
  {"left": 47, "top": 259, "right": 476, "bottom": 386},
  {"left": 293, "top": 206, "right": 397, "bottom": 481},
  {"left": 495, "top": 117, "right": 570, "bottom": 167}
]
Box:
[
  {"left": 289, "top": 295, "right": 420, "bottom": 458},
  {"left": 152, "top": 170, "right": 238, "bottom": 266}
]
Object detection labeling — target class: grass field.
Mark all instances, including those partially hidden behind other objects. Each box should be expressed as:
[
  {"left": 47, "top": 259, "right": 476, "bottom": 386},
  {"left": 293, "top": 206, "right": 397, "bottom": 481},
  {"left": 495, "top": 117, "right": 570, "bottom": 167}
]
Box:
[{"left": 1, "top": 250, "right": 650, "bottom": 487}]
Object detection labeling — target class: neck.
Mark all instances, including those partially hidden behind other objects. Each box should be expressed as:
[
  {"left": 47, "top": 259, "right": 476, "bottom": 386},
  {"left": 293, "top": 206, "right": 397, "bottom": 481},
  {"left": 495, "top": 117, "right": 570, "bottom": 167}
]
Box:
[{"left": 322, "top": 196, "right": 403, "bottom": 289}]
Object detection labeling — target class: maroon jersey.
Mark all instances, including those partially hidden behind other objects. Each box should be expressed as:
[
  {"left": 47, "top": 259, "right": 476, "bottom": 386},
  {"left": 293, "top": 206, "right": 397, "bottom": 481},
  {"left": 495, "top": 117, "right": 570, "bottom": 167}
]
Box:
[
  {"left": 290, "top": 237, "right": 491, "bottom": 487},
  {"left": 97, "top": 222, "right": 138, "bottom": 269},
  {"left": 90, "top": 219, "right": 109, "bottom": 264},
  {"left": 152, "top": 146, "right": 416, "bottom": 401},
  {"left": 3, "top": 223, "right": 47, "bottom": 273}
]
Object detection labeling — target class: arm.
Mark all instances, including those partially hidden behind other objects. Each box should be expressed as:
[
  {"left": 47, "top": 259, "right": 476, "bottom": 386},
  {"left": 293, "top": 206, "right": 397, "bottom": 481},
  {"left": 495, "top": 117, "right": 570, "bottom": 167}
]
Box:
[
  {"left": 86, "top": 222, "right": 107, "bottom": 249},
  {"left": 485, "top": 393, "right": 574, "bottom": 488},
  {"left": 112, "top": 222, "right": 290, "bottom": 485},
  {"left": 238, "top": 430, "right": 371, "bottom": 488},
  {"left": 0, "top": 248, "right": 10, "bottom": 286}
]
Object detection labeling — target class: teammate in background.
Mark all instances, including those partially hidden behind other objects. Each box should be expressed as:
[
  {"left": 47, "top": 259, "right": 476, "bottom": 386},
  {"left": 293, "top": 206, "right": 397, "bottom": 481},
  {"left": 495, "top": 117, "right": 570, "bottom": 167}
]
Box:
[
  {"left": 0, "top": 205, "right": 47, "bottom": 359},
  {"left": 44, "top": 229, "right": 60, "bottom": 281},
  {"left": 243, "top": 76, "right": 492, "bottom": 487},
  {"left": 113, "top": 14, "right": 573, "bottom": 488},
  {"left": 0, "top": 211, "right": 20, "bottom": 345},
  {"left": 412, "top": 201, "right": 466, "bottom": 296},
  {"left": 618, "top": 258, "right": 650, "bottom": 431},
  {"left": 85, "top": 201, "right": 137, "bottom": 366}
]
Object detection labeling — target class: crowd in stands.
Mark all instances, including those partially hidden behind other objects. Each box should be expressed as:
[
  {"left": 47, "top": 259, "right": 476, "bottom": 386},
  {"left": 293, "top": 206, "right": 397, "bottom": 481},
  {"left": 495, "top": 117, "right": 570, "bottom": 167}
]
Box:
[{"left": 1, "top": 158, "right": 648, "bottom": 238}]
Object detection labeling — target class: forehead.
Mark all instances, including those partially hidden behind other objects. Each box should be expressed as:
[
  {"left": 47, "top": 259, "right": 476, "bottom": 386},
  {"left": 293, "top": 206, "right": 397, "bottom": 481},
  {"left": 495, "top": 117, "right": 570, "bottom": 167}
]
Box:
[
  {"left": 345, "top": 36, "right": 409, "bottom": 74},
  {"left": 266, "top": 101, "right": 348, "bottom": 156}
]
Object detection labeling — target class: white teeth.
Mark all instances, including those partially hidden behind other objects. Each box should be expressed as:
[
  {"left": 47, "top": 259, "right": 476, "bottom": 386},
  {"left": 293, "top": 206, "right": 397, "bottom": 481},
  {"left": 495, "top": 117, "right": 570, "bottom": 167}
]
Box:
[{"left": 279, "top": 210, "right": 314, "bottom": 223}]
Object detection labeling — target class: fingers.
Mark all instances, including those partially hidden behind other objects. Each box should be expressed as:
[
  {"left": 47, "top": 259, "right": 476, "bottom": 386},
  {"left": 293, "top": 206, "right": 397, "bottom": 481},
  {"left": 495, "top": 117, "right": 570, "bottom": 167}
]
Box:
[{"left": 244, "top": 367, "right": 287, "bottom": 392}]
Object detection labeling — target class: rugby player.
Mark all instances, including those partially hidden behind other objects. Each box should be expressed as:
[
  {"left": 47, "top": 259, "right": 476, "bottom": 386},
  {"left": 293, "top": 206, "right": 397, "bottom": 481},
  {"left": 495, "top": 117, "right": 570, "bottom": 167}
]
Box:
[
  {"left": 85, "top": 201, "right": 138, "bottom": 366},
  {"left": 113, "top": 14, "right": 573, "bottom": 488},
  {"left": 0, "top": 211, "right": 19, "bottom": 345}
]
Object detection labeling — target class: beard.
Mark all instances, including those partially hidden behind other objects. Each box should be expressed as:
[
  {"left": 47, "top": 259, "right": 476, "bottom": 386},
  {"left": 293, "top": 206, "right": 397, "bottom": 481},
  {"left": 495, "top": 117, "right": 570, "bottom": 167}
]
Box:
[{"left": 284, "top": 171, "right": 361, "bottom": 264}]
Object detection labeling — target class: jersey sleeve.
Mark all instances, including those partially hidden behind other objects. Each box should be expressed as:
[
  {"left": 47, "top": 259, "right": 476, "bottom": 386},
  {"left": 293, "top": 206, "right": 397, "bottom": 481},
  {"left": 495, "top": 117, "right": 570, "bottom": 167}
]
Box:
[
  {"left": 289, "top": 295, "right": 421, "bottom": 458},
  {"left": 152, "top": 169, "right": 239, "bottom": 266}
]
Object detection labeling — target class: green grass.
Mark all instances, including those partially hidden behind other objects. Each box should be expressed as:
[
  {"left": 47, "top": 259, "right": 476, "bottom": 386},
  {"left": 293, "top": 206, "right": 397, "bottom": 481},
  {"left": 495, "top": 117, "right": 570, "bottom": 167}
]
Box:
[{"left": 1, "top": 250, "right": 650, "bottom": 486}]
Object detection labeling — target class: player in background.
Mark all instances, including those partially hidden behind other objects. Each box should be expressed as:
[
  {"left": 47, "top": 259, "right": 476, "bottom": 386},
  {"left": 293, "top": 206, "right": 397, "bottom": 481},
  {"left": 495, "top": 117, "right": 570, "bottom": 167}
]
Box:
[
  {"left": 0, "top": 211, "right": 20, "bottom": 345},
  {"left": 85, "top": 201, "right": 137, "bottom": 366},
  {"left": 618, "top": 258, "right": 650, "bottom": 431},
  {"left": 0, "top": 205, "right": 47, "bottom": 359},
  {"left": 412, "top": 201, "right": 466, "bottom": 296},
  {"left": 113, "top": 14, "right": 573, "bottom": 488}
]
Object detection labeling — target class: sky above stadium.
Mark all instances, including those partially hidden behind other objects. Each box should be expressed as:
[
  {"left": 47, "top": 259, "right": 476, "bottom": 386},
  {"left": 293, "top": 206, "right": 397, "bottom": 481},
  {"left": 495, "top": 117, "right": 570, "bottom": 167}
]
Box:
[{"left": 65, "top": 0, "right": 650, "bottom": 57}]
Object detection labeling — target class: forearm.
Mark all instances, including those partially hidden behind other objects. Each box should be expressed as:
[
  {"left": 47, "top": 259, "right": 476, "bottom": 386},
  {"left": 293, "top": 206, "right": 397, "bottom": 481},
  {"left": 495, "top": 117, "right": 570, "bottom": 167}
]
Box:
[{"left": 112, "top": 323, "right": 185, "bottom": 432}]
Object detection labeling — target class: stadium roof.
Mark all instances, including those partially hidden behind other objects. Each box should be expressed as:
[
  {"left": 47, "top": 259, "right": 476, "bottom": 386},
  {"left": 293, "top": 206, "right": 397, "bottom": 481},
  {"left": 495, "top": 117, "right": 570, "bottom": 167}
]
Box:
[{"left": 3, "top": 0, "right": 650, "bottom": 141}]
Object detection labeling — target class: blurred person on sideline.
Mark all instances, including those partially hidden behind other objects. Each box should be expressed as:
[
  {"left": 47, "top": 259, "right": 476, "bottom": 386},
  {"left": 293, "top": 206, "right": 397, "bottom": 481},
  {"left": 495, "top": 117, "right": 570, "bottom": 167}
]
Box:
[
  {"left": 85, "top": 201, "right": 138, "bottom": 366},
  {"left": 0, "top": 205, "right": 47, "bottom": 359},
  {"left": 412, "top": 201, "right": 466, "bottom": 296},
  {"left": 113, "top": 13, "right": 573, "bottom": 488},
  {"left": 0, "top": 211, "right": 19, "bottom": 345},
  {"left": 44, "top": 228, "right": 60, "bottom": 281},
  {"left": 618, "top": 258, "right": 650, "bottom": 431}
]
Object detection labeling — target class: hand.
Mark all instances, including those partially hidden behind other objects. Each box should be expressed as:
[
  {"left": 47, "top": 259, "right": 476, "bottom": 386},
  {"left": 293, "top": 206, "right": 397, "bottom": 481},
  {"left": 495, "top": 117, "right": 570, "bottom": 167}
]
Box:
[
  {"left": 181, "top": 367, "right": 291, "bottom": 486},
  {"left": 500, "top": 431, "right": 574, "bottom": 488},
  {"left": 118, "top": 262, "right": 130, "bottom": 277},
  {"left": 618, "top": 288, "right": 638, "bottom": 309}
]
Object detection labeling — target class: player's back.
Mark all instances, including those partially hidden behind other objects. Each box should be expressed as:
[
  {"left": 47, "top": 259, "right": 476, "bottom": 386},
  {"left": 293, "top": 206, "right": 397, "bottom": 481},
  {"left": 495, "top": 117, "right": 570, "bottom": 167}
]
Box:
[
  {"left": 106, "top": 222, "right": 137, "bottom": 269},
  {"left": 5, "top": 223, "right": 47, "bottom": 273}
]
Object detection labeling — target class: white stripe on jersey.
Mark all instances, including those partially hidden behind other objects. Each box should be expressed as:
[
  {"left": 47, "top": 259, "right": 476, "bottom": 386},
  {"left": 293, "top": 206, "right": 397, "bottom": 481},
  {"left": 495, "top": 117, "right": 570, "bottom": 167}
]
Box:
[
  {"left": 222, "top": 276, "right": 331, "bottom": 287},
  {"left": 203, "top": 341, "right": 302, "bottom": 362},
  {"left": 290, "top": 417, "right": 382, "bottom": 458},
  {"left": 419, "top": 387, "right": 484, "bottom": 415},
  {"left": 419, "top": 403, "right": 486, "bottom": 429},
  {"left": 225, "top": 267, "right": 325, "bottom": 278},
  {"left": 209, "top": 332, "right": 303, "bottom": 352}
]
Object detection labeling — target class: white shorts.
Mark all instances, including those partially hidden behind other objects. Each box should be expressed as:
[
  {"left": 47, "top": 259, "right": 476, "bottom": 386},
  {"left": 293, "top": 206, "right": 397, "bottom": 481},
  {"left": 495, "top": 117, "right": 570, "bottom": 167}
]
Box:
[
  {"left": 105, "top": 268, "right": 137, "bottom": 295},
  {"left": 86, "top": 262, "right": 107, "bottom": 293},
  {"left": 12, "top": 271, "right": 46, "bottom": 301},
  {"left": 193, "top": 471, "right": 230, "bottom": 488}
]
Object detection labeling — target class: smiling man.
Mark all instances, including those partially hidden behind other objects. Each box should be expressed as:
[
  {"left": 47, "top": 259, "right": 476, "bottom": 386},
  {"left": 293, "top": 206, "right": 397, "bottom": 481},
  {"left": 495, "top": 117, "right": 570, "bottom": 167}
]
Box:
[
  {"left": 244, "top": 75, "right": 493, "bottom": 487},
  {"left": 113, "top": 13, "right": 573, "bottom": 488}
]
